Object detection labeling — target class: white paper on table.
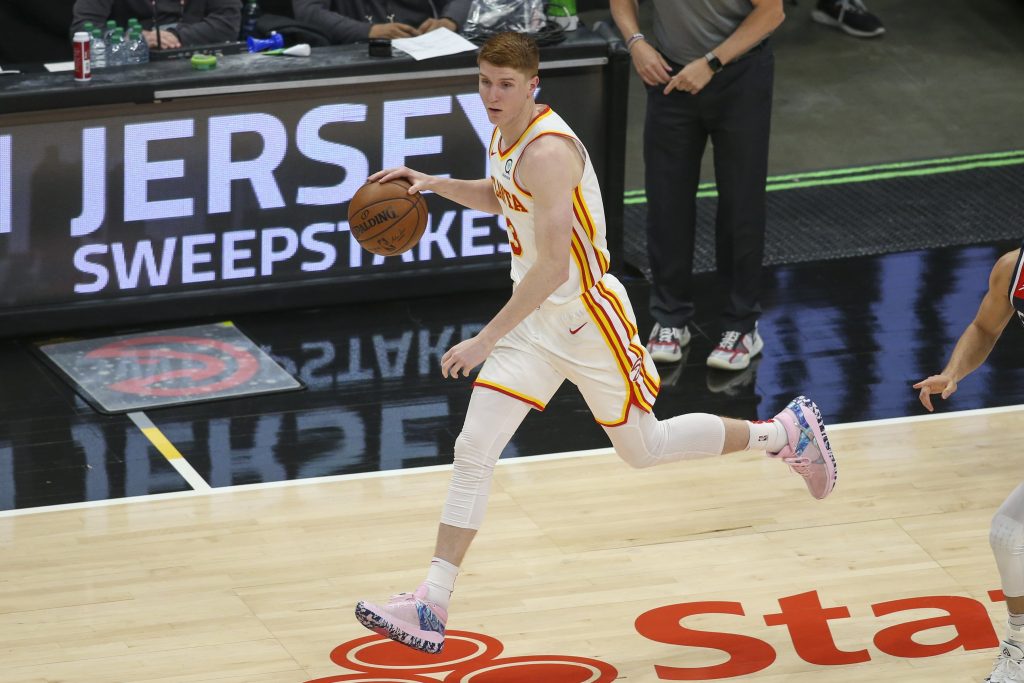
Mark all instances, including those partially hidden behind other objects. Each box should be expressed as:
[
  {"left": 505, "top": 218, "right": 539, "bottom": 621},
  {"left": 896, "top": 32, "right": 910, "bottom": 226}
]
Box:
[
  {"left": 391, "top": 27, "right": 478, "bottom": 61},
  {"left": 44, "top": 61, "right": 75, "bottom": 73}
]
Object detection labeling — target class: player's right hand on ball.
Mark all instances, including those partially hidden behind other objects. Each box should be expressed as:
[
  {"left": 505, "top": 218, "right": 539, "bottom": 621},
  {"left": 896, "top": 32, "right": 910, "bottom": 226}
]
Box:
[
  {"left": 912, "top": 374, "right": 958, "bottom": 412},
  {"left": 369, "top": 167, "right": 431, "bottom": 194}
]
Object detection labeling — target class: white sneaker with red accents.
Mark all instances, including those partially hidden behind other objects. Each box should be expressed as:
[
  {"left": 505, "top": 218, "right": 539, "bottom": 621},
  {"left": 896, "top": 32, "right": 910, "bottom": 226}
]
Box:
[
  {"left": 707, "top": 326, "right": 763, "bottom": 371},
  {"left": 647, "top": 323, "right": 691, "bottom": 363}
]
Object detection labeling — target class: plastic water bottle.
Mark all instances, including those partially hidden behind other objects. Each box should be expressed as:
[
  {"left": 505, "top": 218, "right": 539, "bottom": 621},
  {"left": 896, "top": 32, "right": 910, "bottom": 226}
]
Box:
[
  {"left": 126, "top": 29, "right": 145, "bottom": 64},
  {"left": 103, "top": 19, "right": 118, "bottom": 42},
  {"left": 108, "top": 29, "right": 126, "bottom": 67},
  {"left": 241, "top": 0, "right": 261, "bottom": 39},
  {"left": 135, "top": 29, "right": 150, "bottom": 64},
  {"left": 91, "top": 28, "right": 107, "bottom": 69},
  {"left": 125, "top": 29, "right": 138, "bottom": 64}
]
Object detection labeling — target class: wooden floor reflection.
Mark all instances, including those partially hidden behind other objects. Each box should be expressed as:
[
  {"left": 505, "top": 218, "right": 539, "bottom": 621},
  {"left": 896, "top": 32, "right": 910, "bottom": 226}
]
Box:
[{"left": 0, "top": 240, "right": 1021, "bottom": 512}]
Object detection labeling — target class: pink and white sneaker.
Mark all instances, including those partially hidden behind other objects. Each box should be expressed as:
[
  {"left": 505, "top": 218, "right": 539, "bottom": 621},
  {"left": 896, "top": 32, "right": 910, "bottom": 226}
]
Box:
[
  {"left": 769, "top": 396, "right": 837, "bottom": 500},
  {"left": 355, "top": 583, "right": 447, "bottom": 654}
]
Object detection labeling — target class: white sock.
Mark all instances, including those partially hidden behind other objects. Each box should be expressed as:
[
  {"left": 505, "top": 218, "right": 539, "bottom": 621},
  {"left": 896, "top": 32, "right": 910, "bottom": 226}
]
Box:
[
  {"left": 746, "top": 419, "right": 788, "bottom": 452},
  {"left": 424, "top": 557, "right": 459, "bottom": 610},
  {"left": 1009, "top": 614, "right": 1024, "bottom": 645}
]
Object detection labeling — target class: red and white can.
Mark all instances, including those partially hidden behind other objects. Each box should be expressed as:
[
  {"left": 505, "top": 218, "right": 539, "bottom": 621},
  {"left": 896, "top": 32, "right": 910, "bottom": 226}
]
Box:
[{"left": 73, "top": 31, "right": 92, "bottom": 82}]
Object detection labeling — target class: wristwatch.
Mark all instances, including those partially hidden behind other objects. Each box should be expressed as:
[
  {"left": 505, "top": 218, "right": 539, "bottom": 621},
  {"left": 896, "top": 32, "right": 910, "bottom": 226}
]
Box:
[{"left": 704, "top": 51, "right": 723, "bottom": 73}]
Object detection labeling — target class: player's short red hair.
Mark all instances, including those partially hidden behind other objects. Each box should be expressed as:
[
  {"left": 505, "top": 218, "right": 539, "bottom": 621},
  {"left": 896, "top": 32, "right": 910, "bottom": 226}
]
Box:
[{"left": 477, "top": 32, "right": 540, "bottom": 78}]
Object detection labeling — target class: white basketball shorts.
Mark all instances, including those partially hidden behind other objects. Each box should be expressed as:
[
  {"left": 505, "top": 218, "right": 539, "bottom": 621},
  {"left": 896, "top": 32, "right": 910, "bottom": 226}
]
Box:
[{"left": 474, "top": 273, "right": 661, "bottom": 426}]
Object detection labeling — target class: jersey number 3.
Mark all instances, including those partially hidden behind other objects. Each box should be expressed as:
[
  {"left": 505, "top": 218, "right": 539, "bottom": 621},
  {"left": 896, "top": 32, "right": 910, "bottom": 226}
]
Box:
[{"left": 506, "top": 219, "right": 523, "bottom": 256}]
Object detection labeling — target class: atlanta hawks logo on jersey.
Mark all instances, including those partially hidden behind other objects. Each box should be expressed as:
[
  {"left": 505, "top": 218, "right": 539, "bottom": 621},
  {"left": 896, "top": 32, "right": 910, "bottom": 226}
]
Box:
[{"left": 488, "top": 106, "right": 610, "bottom": 306}]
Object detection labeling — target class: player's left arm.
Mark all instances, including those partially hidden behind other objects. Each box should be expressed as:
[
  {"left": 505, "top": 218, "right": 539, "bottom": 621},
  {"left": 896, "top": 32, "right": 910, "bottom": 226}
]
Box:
[
  {"left": 441, "top": 135, "right": 582, "bottom": 378},
  {"left": 913, "top": 249, "right": 1018, "bottom": 410}
]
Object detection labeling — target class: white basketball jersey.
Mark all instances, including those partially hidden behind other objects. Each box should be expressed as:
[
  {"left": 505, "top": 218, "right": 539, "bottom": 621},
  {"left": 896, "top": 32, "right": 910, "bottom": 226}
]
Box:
[{"left": 488, "top": 106, "right": 610, "bottom": 304}]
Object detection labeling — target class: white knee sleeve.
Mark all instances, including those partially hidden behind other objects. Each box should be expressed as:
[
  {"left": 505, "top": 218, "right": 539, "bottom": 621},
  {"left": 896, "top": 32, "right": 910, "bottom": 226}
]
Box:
[
  {"left": 440, "top": 388, "right": 531, "bottom": 530},
  {"left": 605, "top": 409, "right": 725, "bottom": 469},
  {"left": 992, "top": 483, "right": 1024, "bottom": 598}
]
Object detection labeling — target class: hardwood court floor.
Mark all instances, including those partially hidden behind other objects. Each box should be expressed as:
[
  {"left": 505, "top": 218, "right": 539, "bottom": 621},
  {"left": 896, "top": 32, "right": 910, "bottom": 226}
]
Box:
[{"left": 1, "top": 406, "right": 1020, "bottom": 682}]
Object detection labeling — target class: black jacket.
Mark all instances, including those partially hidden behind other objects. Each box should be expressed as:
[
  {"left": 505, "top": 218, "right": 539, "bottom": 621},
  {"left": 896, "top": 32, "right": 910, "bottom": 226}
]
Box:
[
  {"left": 71, "top": 0, "right": 241, "bottom": 45},
  {"left": 292, "top": 0, "right": 469, "bottom": 44}
]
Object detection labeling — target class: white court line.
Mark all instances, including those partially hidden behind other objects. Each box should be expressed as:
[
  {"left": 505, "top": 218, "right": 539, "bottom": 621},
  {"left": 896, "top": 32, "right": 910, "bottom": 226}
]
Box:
[
  {"left": 0, "top": 402, "right": 1021, "bottom": 519},
  {"left": 127, "top": 412, "right": 211, "bottom": 492}
]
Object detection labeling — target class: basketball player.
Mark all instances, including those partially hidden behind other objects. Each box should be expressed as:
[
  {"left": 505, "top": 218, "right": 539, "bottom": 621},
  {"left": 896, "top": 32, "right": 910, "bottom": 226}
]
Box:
[
  {"left": 913, "top": 243, "right": 1024, "bottom": 683},
  {"left": 354, "top": 31, "right": 837, "bottom": 654}
]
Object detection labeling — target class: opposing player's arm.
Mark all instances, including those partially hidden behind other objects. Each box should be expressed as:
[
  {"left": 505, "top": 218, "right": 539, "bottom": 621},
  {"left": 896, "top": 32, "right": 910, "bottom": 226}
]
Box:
[
  {"left": 439, "top": 135, "right": 582, "bottom": 378},
  {"left": 913, "top": 249, "right": 1018, "bottom": 411},
  {"left": 370, "top": 168, "right": 501, "bottom": 214}
]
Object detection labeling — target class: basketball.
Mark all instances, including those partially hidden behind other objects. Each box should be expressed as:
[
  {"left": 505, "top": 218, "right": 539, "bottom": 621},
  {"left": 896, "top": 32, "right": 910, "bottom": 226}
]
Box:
[{"left": 347, "top": 179, "right": 428, "bottom": 257}]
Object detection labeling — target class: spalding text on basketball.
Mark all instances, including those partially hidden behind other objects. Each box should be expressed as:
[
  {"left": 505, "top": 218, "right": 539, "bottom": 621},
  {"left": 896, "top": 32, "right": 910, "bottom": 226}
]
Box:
[{"left": 350, "top": 207, "right": 399, "bottom": 239}]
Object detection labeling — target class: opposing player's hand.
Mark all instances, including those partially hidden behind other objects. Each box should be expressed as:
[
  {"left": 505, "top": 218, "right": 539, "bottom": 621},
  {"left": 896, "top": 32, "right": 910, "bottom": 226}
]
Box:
[
  {"left": 629, "top": 41, "right": 671, "bottom": 86},
  {"left": 441, "top": 336, "right": 493, "bottom": 379},
  {"left": 369, "top": 167, "right": 432, "bottom": 194},
  {"left": 369, "top": 22, "right": 420, "bottom": 39},
  {"left": 912, "top": 374, "right": 958, "bottom": 412},
  {"left": 663, "top": 58, "right": 713, "bottom": 96}
]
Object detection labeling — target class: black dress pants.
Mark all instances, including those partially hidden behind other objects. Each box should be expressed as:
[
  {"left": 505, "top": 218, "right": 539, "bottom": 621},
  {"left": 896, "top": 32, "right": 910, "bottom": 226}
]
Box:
[{"left": 644, "top": 43, "right": 774, "bottom": 334}]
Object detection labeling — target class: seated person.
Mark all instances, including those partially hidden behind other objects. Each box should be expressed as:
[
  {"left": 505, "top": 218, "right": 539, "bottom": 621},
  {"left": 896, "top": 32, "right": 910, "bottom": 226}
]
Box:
[
  {"left": 71, "top": 0, "right": 241, "bottom": 49},
  {"left": 293, "top": 0, "right": 468, "bottom": 43},
  {"left": 0, "top": 0, "right": 77, "bottom": 63}
]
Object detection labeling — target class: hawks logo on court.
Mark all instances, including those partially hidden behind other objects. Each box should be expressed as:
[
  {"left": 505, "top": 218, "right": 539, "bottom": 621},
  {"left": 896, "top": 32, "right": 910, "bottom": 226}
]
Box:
[
  {"left": 304, "top": 630, "right": 618, "bottom": 682},
  {"left": 84, "top": 335, "right": 260, "bottom": 397},
  {"left": 314, "top": 588, "right": 1005, "bottom": 680}
]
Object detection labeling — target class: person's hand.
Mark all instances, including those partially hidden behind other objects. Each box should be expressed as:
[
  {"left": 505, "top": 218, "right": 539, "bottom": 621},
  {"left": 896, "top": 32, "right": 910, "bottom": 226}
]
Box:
[
  {"left": 145, "top": 29, "right": 182, "bottom": 49},
  {"left": 663, "top": 57, "right": 713, "bottom": 95},
  {"left": 369, "top": 22, "right": 420, "bottom": 39},
  {"left": 419, "top": 17, "right": 457, "bottom": 33},
  {"left": 629, "top": 40, "right": 671, "bottom": 86},
  {"left": 912, "top": 374, "right": 958, "bottom": 412},
  {"left": 441, "top": 335, "right": 494, "bottom": 379},
  {"left": 369, "top": 166, "right": 434, "bottom": 194}
]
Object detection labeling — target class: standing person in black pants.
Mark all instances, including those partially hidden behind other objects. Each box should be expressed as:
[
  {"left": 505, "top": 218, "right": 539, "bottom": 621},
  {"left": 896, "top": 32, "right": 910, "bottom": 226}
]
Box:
[{"left": 611, "top": 0, "right": 784, "bottom": 371}]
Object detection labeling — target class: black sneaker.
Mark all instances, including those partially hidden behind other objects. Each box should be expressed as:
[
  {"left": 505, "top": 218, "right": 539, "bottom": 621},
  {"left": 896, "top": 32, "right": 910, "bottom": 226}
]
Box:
[{"left": 812, "top": 0, "right": 885, "bottom": 37}]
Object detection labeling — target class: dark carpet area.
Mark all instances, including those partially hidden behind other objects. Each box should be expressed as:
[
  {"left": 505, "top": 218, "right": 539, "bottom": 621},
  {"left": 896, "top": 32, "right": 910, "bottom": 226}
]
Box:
[{"left": 622, "top": 162, "right": 1024, "bottom": 277}]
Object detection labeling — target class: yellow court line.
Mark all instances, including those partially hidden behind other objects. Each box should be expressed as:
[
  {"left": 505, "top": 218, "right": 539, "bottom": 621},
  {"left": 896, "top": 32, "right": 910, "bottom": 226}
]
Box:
[
  {"left": 141, "top": 427, "right": 183, "bottom": 461},
  {"left": 128, "top": 411, "right": 211, "bottom": 491}
]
